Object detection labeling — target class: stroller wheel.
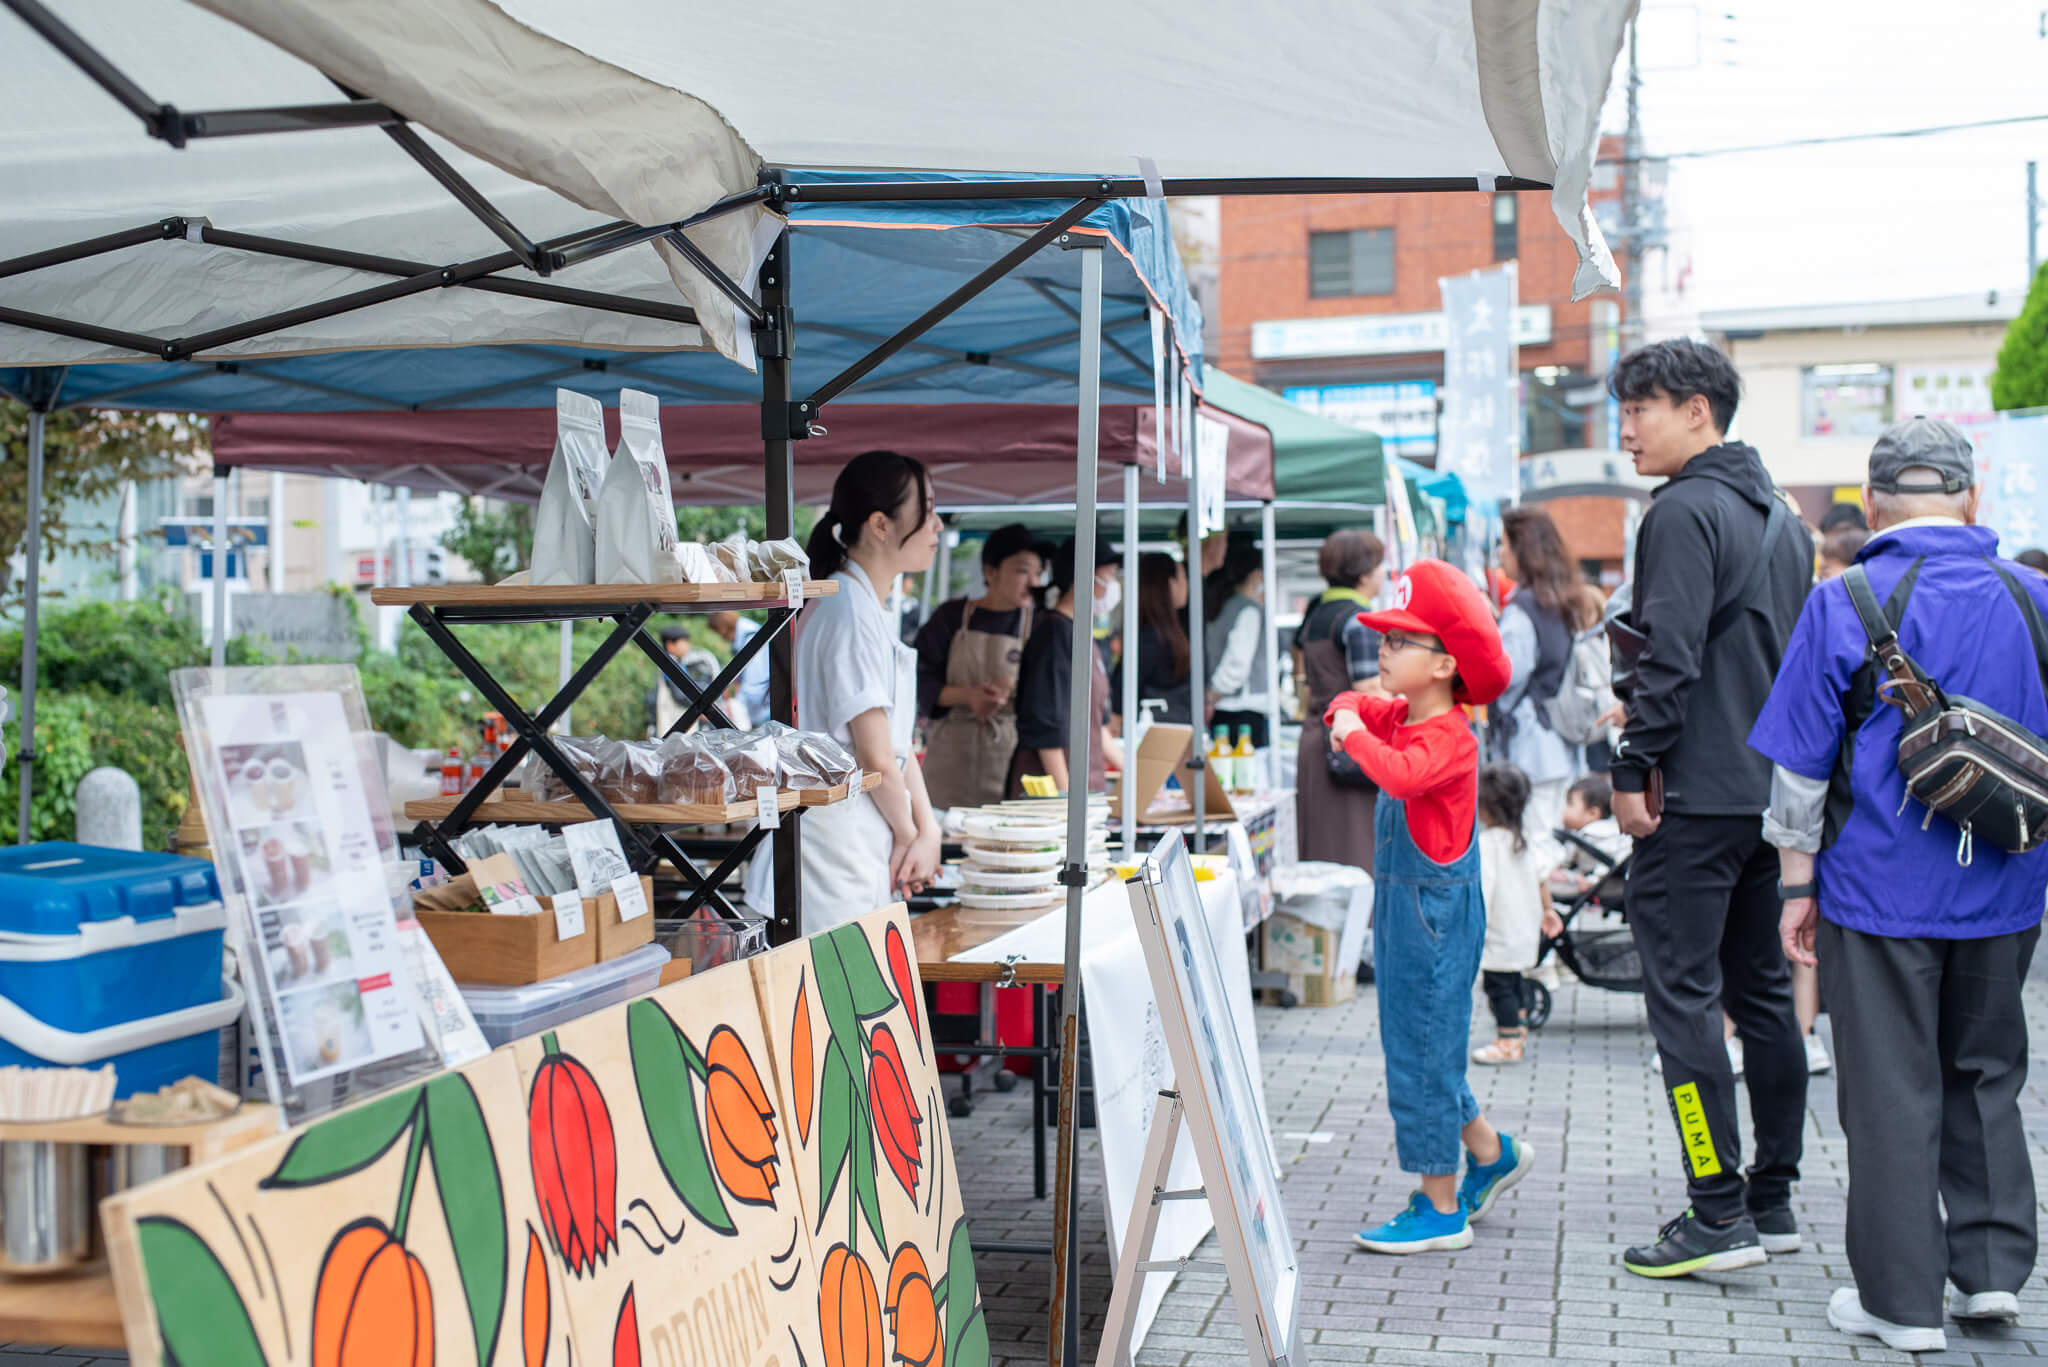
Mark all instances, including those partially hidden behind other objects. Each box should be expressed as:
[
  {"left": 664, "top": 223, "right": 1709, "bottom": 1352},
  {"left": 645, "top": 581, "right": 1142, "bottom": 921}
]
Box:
[{"left": 1524, "top": 982, "right": 1554, "bottom": 1030}]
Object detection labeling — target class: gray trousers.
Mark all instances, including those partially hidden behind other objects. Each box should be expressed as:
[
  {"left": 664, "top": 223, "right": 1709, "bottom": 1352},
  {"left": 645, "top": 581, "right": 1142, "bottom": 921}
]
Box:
[{"left": 1818, "top": 917, "right": 2040, "bottom": 1328}]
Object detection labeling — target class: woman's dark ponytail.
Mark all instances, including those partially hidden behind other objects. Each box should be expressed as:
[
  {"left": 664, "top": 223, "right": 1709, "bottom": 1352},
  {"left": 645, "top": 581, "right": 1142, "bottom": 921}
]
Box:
[{"left": 805, "top": 450, "right": 930, "bottom": 580}]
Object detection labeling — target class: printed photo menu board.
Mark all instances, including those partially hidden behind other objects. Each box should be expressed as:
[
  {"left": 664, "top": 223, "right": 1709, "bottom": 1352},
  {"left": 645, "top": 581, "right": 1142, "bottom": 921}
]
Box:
[{"left": 202, "top": 689, "right": 424, "bottom": 1084}]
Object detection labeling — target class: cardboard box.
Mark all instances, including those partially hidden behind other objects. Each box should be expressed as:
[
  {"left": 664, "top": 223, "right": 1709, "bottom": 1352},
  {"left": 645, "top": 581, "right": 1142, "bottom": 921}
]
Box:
[
  {"left": 1260, "top": 910, "right": 1362, "bottom": 1008},
  {"left": 1111, "top": 723, "right": 1240, "bottom": 826},
  {"left": 414, "top": 853, "right": 654, "bottom": 986}
]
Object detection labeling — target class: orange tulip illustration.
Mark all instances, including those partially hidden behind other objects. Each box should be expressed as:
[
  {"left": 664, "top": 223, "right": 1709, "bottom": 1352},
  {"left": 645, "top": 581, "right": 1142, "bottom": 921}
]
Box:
[
  {"left": 868, "top": 1023, "right": 924, "bottom": 1200},
  {"left": 522, "top": 1224, "right": 548, "bottom": 1367},
  {"left": 885, "top": 1244, "right": 941, "bottom": 1367},
  {"left": 821, "top": 1244, "right": 885, "bottom": 1367},
  {"left": 613, "top": 1286, "right": 640, "bottom": 1367},
  {"left": 529, "top": 1032, "right": 619, "bottom": 1276},
  {"left": 705, "top": 1023, "right": 780, "bottom": 1205},
  {"left": 311, "top": 1218, "right": 433, "bottom": 1367},
  {"left": 793, "top": 975, "right": 815, "bottom": 1146}
]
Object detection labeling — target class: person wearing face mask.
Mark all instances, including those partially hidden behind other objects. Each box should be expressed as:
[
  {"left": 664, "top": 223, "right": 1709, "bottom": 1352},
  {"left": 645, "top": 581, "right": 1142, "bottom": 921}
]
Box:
[
  {"left": 1011, "top": 537, "right": 1121, "bottom": 794},
  {"left": 914, "top": 523, "right": 1048, "bottom": 810},
  {"left": 744, "top": 450, "right": 944, "bottom": 932}
]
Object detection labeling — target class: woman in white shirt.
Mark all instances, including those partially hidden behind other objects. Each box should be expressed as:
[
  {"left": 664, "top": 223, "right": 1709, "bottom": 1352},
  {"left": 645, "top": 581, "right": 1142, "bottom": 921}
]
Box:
[{"left": 748, "top": 450, "right": 943, "bottom": 933}]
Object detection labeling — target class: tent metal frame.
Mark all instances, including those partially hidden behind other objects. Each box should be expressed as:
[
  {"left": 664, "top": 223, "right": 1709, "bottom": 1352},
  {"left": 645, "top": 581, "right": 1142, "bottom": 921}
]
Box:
[{"left": 5, "top": 10, "right": 1552, "bottom": 1364}]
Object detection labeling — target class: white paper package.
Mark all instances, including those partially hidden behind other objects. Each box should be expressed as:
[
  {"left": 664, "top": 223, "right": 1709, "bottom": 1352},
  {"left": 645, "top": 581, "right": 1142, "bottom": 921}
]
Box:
[
  {"left": 594, "top": 388, "right": 682, "bottom": 584},
  {"left": 528, "top": 389, "right": 610, "bottom": 585}
]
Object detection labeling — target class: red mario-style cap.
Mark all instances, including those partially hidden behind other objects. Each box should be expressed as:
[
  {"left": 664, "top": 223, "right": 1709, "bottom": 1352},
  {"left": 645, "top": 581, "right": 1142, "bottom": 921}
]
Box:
[{"left": 1357, "top": 559, "right": 1512, "bottom": 706}]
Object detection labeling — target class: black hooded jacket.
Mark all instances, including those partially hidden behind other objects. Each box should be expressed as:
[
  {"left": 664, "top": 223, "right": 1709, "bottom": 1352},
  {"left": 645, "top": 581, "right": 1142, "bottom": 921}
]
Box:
[{"left": 1611, "top": 441, "right": 1813, "bottom": 815}]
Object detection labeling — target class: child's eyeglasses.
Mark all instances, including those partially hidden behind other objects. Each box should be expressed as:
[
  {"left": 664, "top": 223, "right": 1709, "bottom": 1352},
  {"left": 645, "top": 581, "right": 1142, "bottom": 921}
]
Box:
[{"left": 1380, "top": 631, "right": 1448, "bottom": 655}]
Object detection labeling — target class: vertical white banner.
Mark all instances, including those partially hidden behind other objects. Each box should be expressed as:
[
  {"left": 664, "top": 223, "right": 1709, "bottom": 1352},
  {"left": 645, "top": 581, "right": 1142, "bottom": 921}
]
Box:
[
  {"left": 1151, "top": 308, "right": 1169, "bottom": 482},
  {"left": 1195, "top": 415, "right": 1230, "bottom": 538},
  {"left": 1437, "top": 265, "right": 1520, "bottom": 507}
]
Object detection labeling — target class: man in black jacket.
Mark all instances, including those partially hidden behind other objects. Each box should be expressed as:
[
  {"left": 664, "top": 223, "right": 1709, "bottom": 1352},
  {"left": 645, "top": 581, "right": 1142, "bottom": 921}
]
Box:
[{"left": 1607, "top": 339, "right": 1815, "bottom": 1278}]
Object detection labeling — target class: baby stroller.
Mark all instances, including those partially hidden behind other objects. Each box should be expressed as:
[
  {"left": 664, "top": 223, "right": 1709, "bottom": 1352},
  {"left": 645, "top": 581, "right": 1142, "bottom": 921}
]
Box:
[{"left": 1522, "top": 829, "right": 1643, "bottom": 1028}]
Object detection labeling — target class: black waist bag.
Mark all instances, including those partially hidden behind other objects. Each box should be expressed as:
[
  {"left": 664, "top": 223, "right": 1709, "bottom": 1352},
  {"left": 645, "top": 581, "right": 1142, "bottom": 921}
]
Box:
[{"left": 1844, "top": 559, "right": 2048, "bottom": 863}]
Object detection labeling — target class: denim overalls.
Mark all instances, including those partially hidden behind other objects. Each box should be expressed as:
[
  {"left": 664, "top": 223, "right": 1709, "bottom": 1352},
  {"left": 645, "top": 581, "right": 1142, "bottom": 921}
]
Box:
[{"left": 1371, "top": 782, "right": 1487, "bottom": 1175}]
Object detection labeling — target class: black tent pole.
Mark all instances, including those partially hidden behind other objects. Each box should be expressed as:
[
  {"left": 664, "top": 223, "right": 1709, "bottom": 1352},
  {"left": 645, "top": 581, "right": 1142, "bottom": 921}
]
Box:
[{"left": 758, "top": 224, "right": 803, "bottom": 946}]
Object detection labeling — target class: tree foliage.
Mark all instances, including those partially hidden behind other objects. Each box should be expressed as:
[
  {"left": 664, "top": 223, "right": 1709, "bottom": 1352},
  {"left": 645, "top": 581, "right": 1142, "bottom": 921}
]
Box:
[
  {"left": 0, "top": 402, "right": 203, "bottom": 603},
  {"left": 1993, "top": 263, "right": 2048, "bottom": 412},
  {"left": 439, "top": 498, "right": 817, "bottom": 584}
]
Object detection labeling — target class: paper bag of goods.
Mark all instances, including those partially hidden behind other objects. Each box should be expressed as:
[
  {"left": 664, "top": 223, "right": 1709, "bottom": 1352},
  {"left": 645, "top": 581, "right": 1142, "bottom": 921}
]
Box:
[
  {"left": 594, "top": 388, "right": 682, "bottom": 584},
  {"left": 529, "top": 389, "right": 609, "bottom": 585}
]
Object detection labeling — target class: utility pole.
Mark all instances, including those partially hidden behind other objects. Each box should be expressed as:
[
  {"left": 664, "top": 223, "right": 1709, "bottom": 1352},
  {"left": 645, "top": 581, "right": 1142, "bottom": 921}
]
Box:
[
  {"left": 2029, "top": 160, "right": 2040, "bottom": 282},
  {"left": 1621, "top": 17, "right": 1645, "bottom": 351}
]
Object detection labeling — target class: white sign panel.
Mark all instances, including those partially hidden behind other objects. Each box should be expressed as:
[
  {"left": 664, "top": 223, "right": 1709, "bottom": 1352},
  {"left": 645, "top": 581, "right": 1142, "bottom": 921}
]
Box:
[
  {"left": 1960, "top": 412, "right": 2048, "bottom": 556},
  {"left": 1252, "top": 304, "right": 1551, "bottom": 360},
  {"left": 202, "top": 690, "right": 425, "bottom": 1086},
  {"left": 1898, "top": 362, "right": 1998, "bottom": 428},
  {"left": 1282, "top": 381, "right": 1438, "bottom": 457},
  {"left": 1437, "top": 266, "right": 1522, "bottom": 504}
]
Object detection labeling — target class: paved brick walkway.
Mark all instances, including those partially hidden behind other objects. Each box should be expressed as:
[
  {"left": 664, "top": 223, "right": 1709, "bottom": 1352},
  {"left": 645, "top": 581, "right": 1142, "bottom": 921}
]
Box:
[
  {"left": 952, "top": 971, "right": 2048, "bottom": 1367},
  {"left": 16, "top": 971, "right": 2047, "bottom": 1366}
]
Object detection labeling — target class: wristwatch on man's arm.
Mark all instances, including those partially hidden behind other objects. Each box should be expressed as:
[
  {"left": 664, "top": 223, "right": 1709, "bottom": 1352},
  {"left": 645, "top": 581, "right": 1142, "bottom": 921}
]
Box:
[{"left": 1776, "top": 880, "right": 1818, "bottom": 901}]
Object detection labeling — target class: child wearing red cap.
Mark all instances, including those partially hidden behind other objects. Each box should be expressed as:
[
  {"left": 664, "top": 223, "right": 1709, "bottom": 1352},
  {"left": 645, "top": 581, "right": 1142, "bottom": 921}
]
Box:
[{"left": 1327, "top": 559, "right": 1536, "bottom": 1254}]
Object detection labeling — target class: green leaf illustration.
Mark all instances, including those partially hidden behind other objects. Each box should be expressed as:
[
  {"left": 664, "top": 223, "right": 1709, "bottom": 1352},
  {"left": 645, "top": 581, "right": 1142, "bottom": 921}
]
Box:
[
  {"left": 811, "top": 935, "right": 861, "bottom": 1071},
  {"left": 815, "top": 1037, "right": 855, "bottom": 1230},
  {"left": 261, "top": 1086, "right": 420, "bottom": 1188},
  {"left": 829, "top": 922, "right": 898, "bottom": 1017},
  {"left": 850, "top": 1087, "right": 885, "bottom": 1251},
  {"left": 137, "top": 1217, "right": 269, "bottom": 1367},
  {"left": 629, "top": 997, "right": 735, "bottom": 1235},
  {"left": 425, "top": 1073, "right": 509, "bottom": 1367},
  {"left": 944, "top": 1216, "right": 989, "bottom": 1367}
]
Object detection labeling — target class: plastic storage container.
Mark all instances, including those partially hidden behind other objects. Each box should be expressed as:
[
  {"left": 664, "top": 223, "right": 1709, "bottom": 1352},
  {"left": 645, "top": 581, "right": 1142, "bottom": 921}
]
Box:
[
  {"left": 459, "top": 941, "right": 670, "bottom": 1049},
  {"left": 0, "top": 843, "right": 240, "bottom": 1096}
]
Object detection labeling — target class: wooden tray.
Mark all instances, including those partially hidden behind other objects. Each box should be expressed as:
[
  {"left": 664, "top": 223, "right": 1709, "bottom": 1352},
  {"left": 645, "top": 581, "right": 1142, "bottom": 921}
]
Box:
[
  {"left": 0, "top": 1102, "right": 277, "bottom": 1161},
  {"left": 404, "top": 771, "right": 880, "bottom": 827},
  {"left": 369, "top": 579, "right": 838, "bottom": 608}
]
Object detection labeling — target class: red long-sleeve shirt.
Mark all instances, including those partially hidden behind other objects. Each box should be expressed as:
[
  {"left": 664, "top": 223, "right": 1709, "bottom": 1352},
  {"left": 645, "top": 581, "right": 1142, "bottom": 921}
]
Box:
[{"left": 1325, "top": 692, "right": 1478, "bottom": 863}]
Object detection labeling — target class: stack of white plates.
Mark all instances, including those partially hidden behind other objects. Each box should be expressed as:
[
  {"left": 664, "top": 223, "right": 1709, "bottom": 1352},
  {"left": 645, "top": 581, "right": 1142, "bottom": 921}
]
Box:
[{"left": 951, "top": 802, "right": 1112, "bottom": 908}]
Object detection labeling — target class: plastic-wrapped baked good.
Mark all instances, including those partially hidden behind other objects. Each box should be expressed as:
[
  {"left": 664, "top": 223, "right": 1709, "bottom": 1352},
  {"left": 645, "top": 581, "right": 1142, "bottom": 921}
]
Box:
[
  {"left": 752, "top": 537, "right": 810, "bottom": 577},
  {"left": 531, "top": 736, "right": 604, "bottom": 802},
  {"left": 583, "top": 739, "right": 659, "bottom": 806},
  {"left": 701, "top": 728, "right": 780, "bottom": 791},
  {"left": 712, "top": 531, "right": 752, "bottom": 581},
  {"left": 769, "top": 727, "right": 857, "bottom": 789},
  {"left": 674, "top": 542, "right": 722, "bottom": 585},
  {"left": 657, "top": 734, "right": 736, "bottom": 806}
]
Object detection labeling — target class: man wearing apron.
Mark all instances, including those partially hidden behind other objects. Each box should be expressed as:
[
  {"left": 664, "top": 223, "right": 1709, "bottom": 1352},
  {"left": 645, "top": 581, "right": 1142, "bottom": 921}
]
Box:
[{"left": 915, "top": 526, "right": 1045, "bottom": 810}]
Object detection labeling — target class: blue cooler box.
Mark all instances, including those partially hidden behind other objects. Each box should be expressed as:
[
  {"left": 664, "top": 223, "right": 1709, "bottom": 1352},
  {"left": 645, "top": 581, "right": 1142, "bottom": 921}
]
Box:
[{"left": 0, "top": 842, "right": 241, "bottom": 1096}]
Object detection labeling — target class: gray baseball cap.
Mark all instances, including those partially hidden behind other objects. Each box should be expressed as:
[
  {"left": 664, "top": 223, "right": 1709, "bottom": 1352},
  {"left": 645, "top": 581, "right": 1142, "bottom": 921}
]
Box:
[{"left": 1869, "top": 416, "right": 1975, "bottom": 494}]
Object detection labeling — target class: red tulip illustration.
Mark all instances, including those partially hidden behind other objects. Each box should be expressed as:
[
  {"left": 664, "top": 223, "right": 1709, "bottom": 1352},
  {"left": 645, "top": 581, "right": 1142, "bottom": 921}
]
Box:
[
  {"left": 705, "top": 1024, "right": 781, "bottom": 1205},
  {"left": 529, "top": 1032, "right": 618, "bottom": 1276},
  {"left": 868, "top": 1023, "right": 924, "bottom": 1200},
  {"left": 613, "top": 1286, "right": 640, "bottom": 1367},
  {"left": 884, "top": 924, "right": 921, "bottom": 1052}
]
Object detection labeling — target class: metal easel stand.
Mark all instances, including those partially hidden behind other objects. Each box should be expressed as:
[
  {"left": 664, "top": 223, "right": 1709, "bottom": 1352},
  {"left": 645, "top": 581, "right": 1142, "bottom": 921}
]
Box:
[
  {"left": 402, "top": 592, "right": 799, "bottom": 920},
  {"left": 1096, "top": 1089, "right": 1218, "bottom": 1367}
]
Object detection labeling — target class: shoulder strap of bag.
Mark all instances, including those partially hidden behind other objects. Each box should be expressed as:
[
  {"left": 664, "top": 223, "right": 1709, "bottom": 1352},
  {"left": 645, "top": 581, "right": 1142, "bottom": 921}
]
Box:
[
  {"left": 1844, "top": 561, "right": 1939, "bottom": 714},
  {"left": 1989, "top": 559, "right": 2048, "bottom": 702},
  {"left": 1705, "top": 495, "right": 1792, "bottom": 642}
]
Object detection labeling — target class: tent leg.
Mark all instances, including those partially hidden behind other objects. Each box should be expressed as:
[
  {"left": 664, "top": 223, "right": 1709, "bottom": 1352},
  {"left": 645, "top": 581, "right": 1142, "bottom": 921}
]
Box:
[
  {"left": 760, "top": 229, "right": 802, "bottom": 947},
  {"left": 1260, "top": 500, "right": 1281, "bottom": 792},
  {"left": 1121, "top": 462, "right": 1139, "bottom": 858},
  {"left": 210, "top": 466, "right": 229, "bottom": 671},
  {"left": 558, "top": 621, "right": 574, "bottom": 734},
  {"left": 17, "top": 407, "right": 46, "bottom": 844},
  {"left": 268, "top": 470, "right": 286, "bottom": 593},
  {"left": 1185, "top": 409, "right": 1206, "bottom": 848},
  {"left": 1050, "top": 243, "right": 1102, "bottom": 1367},
  {"left": 927, "top": 520, "right": 951, "bottom": 620}
]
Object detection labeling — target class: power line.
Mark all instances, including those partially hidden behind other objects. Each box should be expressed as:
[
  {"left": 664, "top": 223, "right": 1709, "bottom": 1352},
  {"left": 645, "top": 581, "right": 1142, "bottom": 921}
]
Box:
[{"left": 1620, "top": 111, "right": 2048, "bottom": 163}]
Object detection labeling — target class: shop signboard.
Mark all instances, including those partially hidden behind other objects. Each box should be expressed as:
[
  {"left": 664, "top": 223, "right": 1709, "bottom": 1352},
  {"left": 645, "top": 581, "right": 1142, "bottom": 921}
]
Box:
[
  {"left": 1281, "top": 380, "right": 1438, "bottom": 457},
  {"left": 1251, "top": 304, "right": 1550, "bottom": 360},
  {"left": 1960, "top": 412, "right": 2048, "bottom": 556},
  {"left": 1437, "top": 264, "right": 1521, "bottom": 505}
]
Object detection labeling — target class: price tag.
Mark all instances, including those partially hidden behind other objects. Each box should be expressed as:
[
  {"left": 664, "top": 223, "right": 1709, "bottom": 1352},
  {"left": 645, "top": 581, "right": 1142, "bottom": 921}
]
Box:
[
  {"left": 849, "top": 767, "right": 864, "bottom": 798},
  {"left": 783, "top": 568, "right": 804, "bottom": 607},
  {"left": 611, "top": 873, "right": 651, "bottom": 922},
  {"left": 757, "top": 785, "right": 782, "bottom": 829},
  {"left": 549, "top": 894, "right": 587, "bottom": 941},
  {"left": 564, "top": 821, "right": 634, "bottom": 899}
]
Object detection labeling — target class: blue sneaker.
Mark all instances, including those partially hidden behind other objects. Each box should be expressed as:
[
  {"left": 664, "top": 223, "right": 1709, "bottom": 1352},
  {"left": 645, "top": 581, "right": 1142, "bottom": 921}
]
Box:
[
  {"left": 1460, "top": 1132, "right": 1534, "bottom": 1223},
  {"left": 1354, "top": 1191, "right": 1472, "bottom": 1254}
]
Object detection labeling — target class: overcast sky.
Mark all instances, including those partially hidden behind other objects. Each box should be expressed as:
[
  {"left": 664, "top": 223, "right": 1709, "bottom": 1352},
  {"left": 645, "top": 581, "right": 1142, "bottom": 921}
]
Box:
[{"left": 1613, "top": 0, "right": 2048, "bottom": 323}]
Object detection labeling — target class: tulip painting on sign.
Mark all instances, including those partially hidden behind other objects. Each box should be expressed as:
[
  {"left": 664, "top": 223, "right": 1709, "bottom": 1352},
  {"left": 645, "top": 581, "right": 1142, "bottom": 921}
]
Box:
[
  {"left": 752, "top": 906, "right": 989, "bottom": 1367},
  {"left": 98, "top": 1051, "right": 566, "bottom": 1367},
  {"left": 510, "top": 958, "right": 824, "bottom": 1367}
]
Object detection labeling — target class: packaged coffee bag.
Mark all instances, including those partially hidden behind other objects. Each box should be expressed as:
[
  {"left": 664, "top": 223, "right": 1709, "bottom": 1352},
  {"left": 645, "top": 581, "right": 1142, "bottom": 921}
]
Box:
[
  {"left": 594, "top": 388, "right": 681, "bottom": 583},
  {"left": 529, "top": 389, "right": 609, "bottom": 585}
]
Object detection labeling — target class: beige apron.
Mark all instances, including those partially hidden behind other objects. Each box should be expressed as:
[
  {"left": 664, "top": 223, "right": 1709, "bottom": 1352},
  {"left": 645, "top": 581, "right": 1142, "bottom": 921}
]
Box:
[{"left": 921, "top": 597, "right": 1029, "bottom": 811}]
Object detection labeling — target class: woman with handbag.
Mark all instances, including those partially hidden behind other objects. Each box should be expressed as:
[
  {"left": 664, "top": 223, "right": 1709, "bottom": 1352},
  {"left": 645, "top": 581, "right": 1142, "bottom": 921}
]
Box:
[{"left": 1294, "top": 528, "right": 1388, "bottom": 868}]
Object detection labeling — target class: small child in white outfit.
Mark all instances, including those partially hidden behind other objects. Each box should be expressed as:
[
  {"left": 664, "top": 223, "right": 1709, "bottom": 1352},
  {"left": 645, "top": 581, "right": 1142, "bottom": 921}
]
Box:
[{"left": 1475, "top": 764, "right": 1554, "bottom": 1065}]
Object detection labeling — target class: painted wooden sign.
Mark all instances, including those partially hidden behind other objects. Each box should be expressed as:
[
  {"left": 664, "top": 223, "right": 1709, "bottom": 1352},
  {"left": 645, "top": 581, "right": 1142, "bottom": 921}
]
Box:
[
  {"left": 750, "top": 906, "right": 988, "bottom": 1367},
  {"left": 101, "top": 1049, "right": 565, "bottom": 1367},
  {"left": 508, "top": 958, "right": 821, "bottom": 1367}
]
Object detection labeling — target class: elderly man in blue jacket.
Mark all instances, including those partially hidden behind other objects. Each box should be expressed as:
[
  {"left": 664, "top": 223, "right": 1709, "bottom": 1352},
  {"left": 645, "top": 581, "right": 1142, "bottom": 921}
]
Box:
[{"left": 1752, "top": 417, "right": 2048, "bottom": 1354}]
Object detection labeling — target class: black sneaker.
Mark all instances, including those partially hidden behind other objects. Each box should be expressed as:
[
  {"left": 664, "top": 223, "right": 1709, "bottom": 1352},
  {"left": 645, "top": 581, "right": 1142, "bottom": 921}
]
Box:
[
  {"left": 1622, "top": 1209, "right": 1769, "bottom": 1278},
  {"left": 1751, "top": 1205, "right": 1800, "bottom": 1255}
]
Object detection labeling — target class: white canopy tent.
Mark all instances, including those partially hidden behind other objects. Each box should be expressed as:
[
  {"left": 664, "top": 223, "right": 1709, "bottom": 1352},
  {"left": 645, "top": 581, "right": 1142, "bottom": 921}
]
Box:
[{"left": 1, "top": 2, "right": 1634, "bottom": 1358}]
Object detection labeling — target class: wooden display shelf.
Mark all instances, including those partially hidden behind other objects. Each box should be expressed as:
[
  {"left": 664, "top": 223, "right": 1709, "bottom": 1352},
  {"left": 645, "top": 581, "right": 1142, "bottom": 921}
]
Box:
[
  {"left": 0, "top": 1101, "right": 278, "bottom": 1163},
  {"left": 405, "top": 772, "right": 880, "bottom": 827},
  {"left": 369, "top": 579, "right": 838, "bottom": 608}
]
